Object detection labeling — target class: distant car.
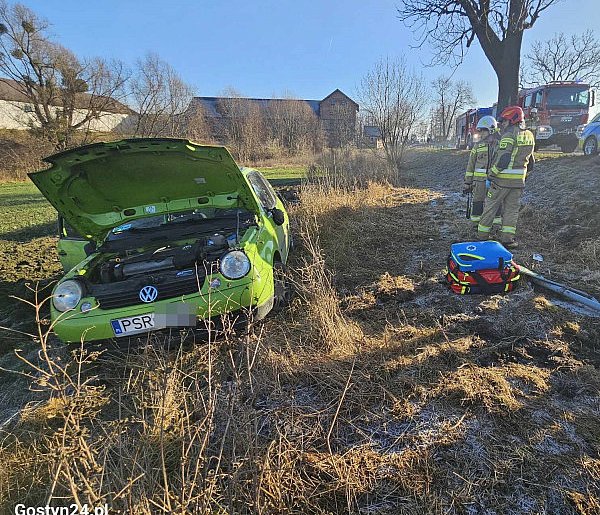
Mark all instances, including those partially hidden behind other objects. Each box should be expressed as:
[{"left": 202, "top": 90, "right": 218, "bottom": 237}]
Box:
[
  {"left": 29, "top": 138, "right": 291, "bottom": 343},
  {"left": 579, "top": 112, "right": 600, "bottom": 155}
]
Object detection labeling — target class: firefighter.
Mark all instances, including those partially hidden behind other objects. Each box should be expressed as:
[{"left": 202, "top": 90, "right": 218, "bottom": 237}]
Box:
[
  {"left": 463, "top": 115, "right": 499, "bottom": 228},
  {"left": 477, "top": 106, "right": 535, "bottom": 248}
]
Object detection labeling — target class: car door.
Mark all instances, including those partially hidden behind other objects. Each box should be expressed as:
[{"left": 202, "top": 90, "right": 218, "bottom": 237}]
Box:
[
  {"left": 589, "top": 112, "right": 600, "bottom": 137},
  {"left": 57, "top": 216, "right": 89, "bottom": 272},
  {"left": 246, "top": 171, "right": 289, "bottom": 264}
]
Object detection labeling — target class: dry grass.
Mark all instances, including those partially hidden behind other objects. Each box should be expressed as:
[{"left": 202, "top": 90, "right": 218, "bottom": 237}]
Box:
[
  {"left": 0, "top": 130, "right": 53, "bottom": 180},
  {"left": 1, "top": 148, "right": 599, "bottom": 513}
]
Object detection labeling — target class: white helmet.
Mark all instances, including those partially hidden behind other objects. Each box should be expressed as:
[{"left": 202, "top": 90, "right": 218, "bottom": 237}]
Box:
[{"left": 476, "top": 115, "right": 498, "bottom": 131}]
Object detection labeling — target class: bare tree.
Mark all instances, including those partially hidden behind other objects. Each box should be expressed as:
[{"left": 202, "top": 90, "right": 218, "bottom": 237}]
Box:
[
  {"left": 431, "top": 76, "right": 475, "bottom": 141},
  {"left": 217, "top": 88, "right": 266, "bottom": 162},
  {"left": 266, "top": 94, "right": 323, "bottom": 154},
  {"left": 129, "top": 53, "right": 195, "bottom": 138},
  {"left": 0, "top": 1, "right": 129, "bottom": 149},
  {"left": 397, "top": 0, "right": 561, "bottom": 112},
  {"left": 523, "top": 30, "right": 600, "bottom": 88},
  {"left": 357, "top": 57, "right": 428, "bottom": 170},
  {"left": 182, "top": 102, "right": 212, "bottom": 143}
]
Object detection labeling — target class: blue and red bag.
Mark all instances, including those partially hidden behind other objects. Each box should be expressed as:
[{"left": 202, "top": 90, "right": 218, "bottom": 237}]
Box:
[{"left": 446, "top": 241, "right": 520, "bottom": 295}]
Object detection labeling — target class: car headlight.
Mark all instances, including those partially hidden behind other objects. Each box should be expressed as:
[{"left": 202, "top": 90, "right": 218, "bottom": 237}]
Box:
[
  {"left": 53, "top": 280, "right": 83, "bottom": 312},
  {"left": 219, "top": 250, "right": 251, "bottom": 280},
  {"left": 576, "top": 124, "right": 586, "bottom": 137}
]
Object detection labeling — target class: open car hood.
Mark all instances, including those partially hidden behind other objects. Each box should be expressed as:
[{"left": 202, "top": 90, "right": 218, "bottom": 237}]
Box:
[{"left": 29, "top": 139, "right": 260, "bottom": 242}]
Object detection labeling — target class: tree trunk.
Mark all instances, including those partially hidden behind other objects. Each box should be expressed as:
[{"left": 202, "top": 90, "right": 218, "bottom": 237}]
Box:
[{"left": 495, "top": 34, "right": 523, "bottom": 113}]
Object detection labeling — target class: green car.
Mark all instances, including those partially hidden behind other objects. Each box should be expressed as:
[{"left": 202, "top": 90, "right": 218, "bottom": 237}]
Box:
[{"left": 29, "top": 138, "right": 291, "bottom": 343}]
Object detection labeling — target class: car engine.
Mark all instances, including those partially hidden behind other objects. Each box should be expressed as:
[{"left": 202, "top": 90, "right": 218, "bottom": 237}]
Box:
[
  {"left": 85, "top": 233, "right": 236, "bottom": 310},
  {"left": 98, "top": 234, "right": 229, "bottom": 283}
]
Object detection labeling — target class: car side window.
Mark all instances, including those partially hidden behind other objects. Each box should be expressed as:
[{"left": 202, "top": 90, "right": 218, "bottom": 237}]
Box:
[
  {"left": 247, "top": 171, "right": 277, "bottom": 211},
  {"left": 535, "top": 91, "right": 543, "bottom": 107}
]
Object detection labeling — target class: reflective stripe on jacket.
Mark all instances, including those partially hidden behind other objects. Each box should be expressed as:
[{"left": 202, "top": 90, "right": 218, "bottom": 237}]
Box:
[
  {"left": 490, "top": 125, "right": 535, "bottom": 188},
  {"left": 464, "top": 136, "right": 497, "bottom": 184}
]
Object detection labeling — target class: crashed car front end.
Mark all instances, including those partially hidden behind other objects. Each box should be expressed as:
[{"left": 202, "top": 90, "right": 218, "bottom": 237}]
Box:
[
  {"left": 50, "top": 231, "right": 276, "bottom": 342},
  {"left": 29, "top": 139, "right": 288, "bottom": 343}
]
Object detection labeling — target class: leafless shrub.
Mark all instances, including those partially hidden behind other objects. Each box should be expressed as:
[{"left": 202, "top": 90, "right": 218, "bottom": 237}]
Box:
[
  {"left": 357, "top": 57, "right": 428, "bottom": 173},
  {"left": 307, "top": 149, "right": 399, "bottom": 189},
  {"left": 129, "top": 53, "right": 196, "bottom": 138},
  {"left": 430, "top": 76, "right": 475, "bottom": 142},
  {"left": 0, "top": 132, "right": 52, "bottom": 179},
  {"left": 266, "top": 95, "right": 324, "bottom": 155},
  {"left": 217, "top": 88, "right": 268, "bottom": 163}
]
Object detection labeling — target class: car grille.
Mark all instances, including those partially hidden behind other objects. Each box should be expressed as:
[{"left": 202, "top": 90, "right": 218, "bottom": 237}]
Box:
[
  {"left": 549, "top": 114, "right": 583, "bottom": 134},
  {"left": 95, "top": 274, "right": 205, "bottom": 310}
]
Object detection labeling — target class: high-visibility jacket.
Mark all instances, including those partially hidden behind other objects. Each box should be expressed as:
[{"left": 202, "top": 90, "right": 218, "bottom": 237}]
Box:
[
  {"left": 489, "top": 125, "right": 535, "bottom": 188},
  {"left": 464, "top": 132, "right": 499, "bottom": 185}
]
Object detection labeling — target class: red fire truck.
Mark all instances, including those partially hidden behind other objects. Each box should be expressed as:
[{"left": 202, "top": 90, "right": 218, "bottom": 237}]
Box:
[
  {"left": 519, "top": 81, "right": 595, "bottom": 152},
  {"left": 455, "top": 107, "right": 494, "bottom": 149}
]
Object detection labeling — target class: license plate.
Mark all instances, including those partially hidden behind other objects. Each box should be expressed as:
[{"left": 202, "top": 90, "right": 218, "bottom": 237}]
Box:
[
  {"left": 561, "top": 117, "right": 572, "bottom": 122},
  {"left": 111, "top": 313, "right": 154, "bottom": 336}
]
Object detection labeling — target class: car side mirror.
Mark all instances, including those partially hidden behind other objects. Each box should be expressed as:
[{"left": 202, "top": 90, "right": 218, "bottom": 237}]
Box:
[
  {"left": 270, "top": 208, "right": 285, "bottom": 226},
  {"left": 591, "top": 90, "right": 596, "bottom": 107}
]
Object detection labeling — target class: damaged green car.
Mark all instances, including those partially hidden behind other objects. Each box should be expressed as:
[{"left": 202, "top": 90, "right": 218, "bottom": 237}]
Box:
[{"left": 29, "top": 138, "right": 291, "bottom": 343}]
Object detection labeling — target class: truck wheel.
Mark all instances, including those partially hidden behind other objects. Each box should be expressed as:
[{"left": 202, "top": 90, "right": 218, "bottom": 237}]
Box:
[
  {"left": 560, "top": 141, "right": 578, "bottom": 153},
  {"left": 583, "top": 136, "right": 598, "bottom": 156}
]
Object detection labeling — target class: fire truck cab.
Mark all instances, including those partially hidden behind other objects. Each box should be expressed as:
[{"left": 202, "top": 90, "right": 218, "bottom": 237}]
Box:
[
  {"left": 519, "top": 81, "right": 595, "bottom": 153},
  {"left": 455, "top": 107, "right": 493, "bottom": 150}
]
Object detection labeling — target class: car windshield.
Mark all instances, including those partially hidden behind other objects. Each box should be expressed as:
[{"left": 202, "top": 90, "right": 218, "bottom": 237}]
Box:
[
  {"left": 546, "top": 87, "right": 590, "bottom": 109},
  {"left": 105, "top": 208, "right": 252, "bottom": 242}
]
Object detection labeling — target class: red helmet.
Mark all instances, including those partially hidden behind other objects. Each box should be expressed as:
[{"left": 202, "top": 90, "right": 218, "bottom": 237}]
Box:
[{"left": 499, "top": 106, "right": 524, "bottom": 125}]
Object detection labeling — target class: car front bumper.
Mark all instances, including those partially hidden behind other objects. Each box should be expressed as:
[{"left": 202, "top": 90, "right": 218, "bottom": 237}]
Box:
[{"left": 51, "top": 274, "right": 274, "bottom": 343}]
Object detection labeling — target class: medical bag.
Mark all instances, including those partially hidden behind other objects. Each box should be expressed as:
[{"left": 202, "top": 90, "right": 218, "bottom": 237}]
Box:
[{"left": 446, "top": 241, "right": 521, "bottom": 295}]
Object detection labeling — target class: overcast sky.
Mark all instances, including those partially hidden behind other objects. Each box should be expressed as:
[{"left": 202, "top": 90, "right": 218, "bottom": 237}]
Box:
[{"left": 19, "top": 0, "right": 600, "bottom": 108}]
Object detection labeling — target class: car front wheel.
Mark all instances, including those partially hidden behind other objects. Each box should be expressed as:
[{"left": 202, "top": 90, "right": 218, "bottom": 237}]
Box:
[
  {"left": 272, "top": 262, "right": 292, "bottom": 312},
  {"left": 583, "top": 136, "right": 598, "bottom": 156}
]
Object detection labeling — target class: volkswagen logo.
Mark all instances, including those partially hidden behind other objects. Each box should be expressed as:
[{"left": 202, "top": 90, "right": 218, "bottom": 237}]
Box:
[{"left": 139, "top": 285, "right": 158, "bottom": 303}]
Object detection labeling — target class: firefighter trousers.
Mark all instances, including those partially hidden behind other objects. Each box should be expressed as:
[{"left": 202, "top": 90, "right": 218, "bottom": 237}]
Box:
[
  {"left": 470, "top": 180, "right": 486, "bottom": 224},
  {"left": 477, "top": 183, "right": 522, "bottom": 241},
  {"left": 470, "top": 181, "right": 502, "bottom": 227}
]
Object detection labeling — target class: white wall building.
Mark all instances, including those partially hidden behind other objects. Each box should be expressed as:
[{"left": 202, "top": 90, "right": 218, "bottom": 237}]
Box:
[{"left": 0, "top": 79, "right": 137, "bottom": 133}]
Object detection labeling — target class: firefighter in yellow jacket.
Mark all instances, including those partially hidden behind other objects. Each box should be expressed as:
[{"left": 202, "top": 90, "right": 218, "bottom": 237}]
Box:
[
  {"left": 477, "top": 106, "right": 535, "bottom": 248},
  {"left": 463, "top": 115, "right": 499, "bottom": 228}
]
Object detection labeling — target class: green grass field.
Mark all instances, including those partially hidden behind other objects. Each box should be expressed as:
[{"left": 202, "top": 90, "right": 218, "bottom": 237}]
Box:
[
  {"left": 256, "top": 165, "right": 306, "bottom": 179},
  {"left": 0, "top": 182, "right": 56, "bottom": 241}
]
